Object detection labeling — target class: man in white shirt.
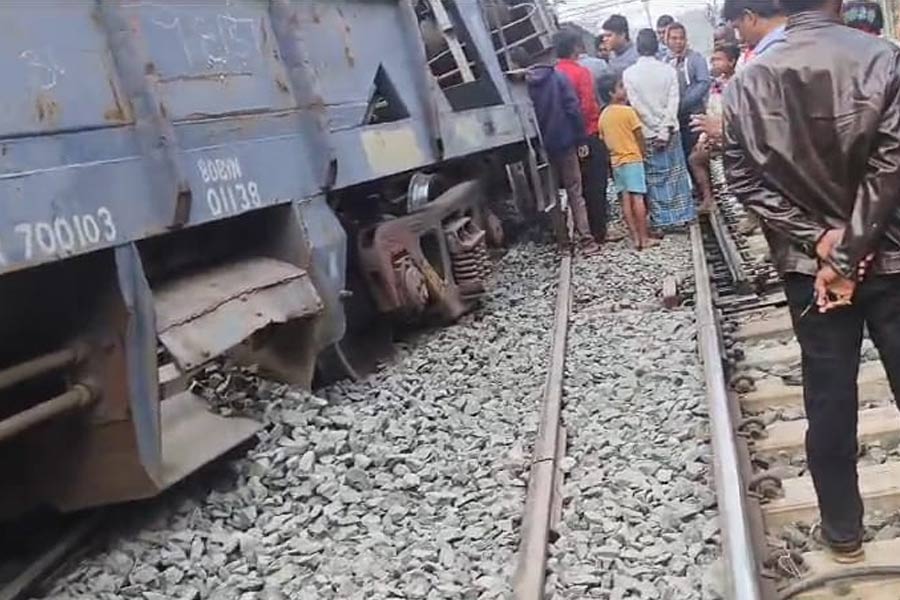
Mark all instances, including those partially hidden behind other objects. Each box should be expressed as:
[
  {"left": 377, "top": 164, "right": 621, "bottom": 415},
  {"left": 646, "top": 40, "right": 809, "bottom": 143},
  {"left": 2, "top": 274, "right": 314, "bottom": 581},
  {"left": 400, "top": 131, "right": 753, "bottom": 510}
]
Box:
[
  {"left": 623, "top": 34, "right": 679, "bottom": 147},
  {"left": 622, "top": 29, "right": 696, "bottom": 230}
]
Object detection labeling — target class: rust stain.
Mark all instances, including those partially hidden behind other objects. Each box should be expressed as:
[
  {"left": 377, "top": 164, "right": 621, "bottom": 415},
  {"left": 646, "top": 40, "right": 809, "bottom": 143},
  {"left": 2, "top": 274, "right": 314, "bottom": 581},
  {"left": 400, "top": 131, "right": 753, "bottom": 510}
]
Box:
[
  {"left": 344, "top": 44, "right": 355, "bottom": 68},
  {"left": 35, "top": 93, "right": 60, "bottom": 124},
  {"left": 336, "top": 6, "right": 355, "bottom": 68},
  {"left": 104, "top": 106, "right": 127, "bottom": 122},
  {"left": 104, "top": 76, "right": 131, "bottom": 123}
]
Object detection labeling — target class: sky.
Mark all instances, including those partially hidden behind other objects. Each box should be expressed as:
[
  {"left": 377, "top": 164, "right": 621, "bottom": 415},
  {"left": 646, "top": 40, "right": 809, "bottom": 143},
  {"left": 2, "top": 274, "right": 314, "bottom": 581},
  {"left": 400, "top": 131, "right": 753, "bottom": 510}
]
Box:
[
  {"left": 555, "top": 0, "right": 716, "bottom": 28},
  {"left": 554, "top": 0, "right": 717, "bottom": 52}
]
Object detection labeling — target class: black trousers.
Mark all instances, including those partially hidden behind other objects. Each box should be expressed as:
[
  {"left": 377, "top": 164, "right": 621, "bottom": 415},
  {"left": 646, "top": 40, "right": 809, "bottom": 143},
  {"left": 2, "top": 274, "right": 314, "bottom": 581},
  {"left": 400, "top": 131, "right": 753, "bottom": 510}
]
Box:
[
  {"left": 785, "top": 273, "right": 900, "bottom": 544},
  {"left": 678, "top": 114, "right": 701, "bottom": 161},
  {"left": 579, "top": 137, "right": 609, "bottom": 242},
  {"left": 679, "top": 113, "right": 701, "bottom": 187}
]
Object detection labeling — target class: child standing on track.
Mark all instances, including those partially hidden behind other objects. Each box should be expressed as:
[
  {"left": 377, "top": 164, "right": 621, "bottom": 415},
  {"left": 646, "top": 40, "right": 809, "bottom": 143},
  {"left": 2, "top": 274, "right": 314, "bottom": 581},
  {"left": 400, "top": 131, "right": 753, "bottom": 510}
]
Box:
[{"left": 597, "top": 73, "right": 656, "bottom": 250}]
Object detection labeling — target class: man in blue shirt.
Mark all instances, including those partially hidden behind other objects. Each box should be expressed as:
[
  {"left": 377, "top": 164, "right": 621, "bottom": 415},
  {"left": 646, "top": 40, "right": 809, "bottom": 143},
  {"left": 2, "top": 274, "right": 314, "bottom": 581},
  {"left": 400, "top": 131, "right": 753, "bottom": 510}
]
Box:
[
  {"left": 724, "top": 0, "right": 787, "bottom": 65},
  {"left": 576, "top": 36, "right": 610, "bottom": 83},
  {"left": 692, "top": 0, "right": 786, "bottom": 146},
  {"left": 656, "top": 14, "right": 675, "bottom": 60}
]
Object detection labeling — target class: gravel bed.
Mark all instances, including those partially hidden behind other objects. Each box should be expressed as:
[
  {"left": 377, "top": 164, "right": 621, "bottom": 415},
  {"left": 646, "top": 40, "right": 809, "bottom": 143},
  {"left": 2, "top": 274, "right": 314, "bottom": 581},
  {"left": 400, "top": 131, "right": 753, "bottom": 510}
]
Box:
[
  {"left": 571, "top": 235, "right": 693, "bottom": 310},
  {"left": 548, "top": 235, "right": 722, "bottom": 600},
  {"left": 40, "top": 241, "right": 559, "bottom": 600}
]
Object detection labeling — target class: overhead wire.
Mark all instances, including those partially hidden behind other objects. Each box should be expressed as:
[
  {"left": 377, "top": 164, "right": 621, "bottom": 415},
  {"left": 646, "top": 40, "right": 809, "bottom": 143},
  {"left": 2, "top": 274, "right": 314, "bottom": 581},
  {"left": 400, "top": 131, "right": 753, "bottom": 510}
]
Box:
[
  {"left": 557, "top": 0, "right": 718, "bottom": 28},
  {"left": 557, "top": 0, "right": 714, "bottom": 17}
]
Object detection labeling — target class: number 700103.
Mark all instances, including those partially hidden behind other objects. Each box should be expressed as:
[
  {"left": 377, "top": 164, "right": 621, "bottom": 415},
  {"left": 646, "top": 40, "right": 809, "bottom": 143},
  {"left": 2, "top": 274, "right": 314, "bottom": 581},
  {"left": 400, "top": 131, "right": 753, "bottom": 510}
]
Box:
[{"left": 14, "top": 207, "right": 118, "bottom": 260}]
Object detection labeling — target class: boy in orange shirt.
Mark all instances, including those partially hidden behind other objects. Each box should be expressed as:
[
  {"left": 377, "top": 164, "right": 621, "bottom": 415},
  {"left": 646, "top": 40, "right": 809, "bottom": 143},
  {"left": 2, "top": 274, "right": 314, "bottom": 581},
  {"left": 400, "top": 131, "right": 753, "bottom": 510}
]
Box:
[{"left": 597, "top": 73, "right": 656, "bottom": 250}]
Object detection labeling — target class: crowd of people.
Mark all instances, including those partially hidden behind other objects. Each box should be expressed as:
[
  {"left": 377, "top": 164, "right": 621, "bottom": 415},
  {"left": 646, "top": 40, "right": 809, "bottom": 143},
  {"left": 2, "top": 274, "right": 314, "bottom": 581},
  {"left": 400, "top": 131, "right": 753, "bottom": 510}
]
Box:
[
  {"left": 521, "top": 0, "right": 900, "bottom": 567},
  {"left": 516, "top": 9, "right": 723, "bottom": 253},
  {"left": 516, "top": 0, "right": 887, "bottom": 258}
]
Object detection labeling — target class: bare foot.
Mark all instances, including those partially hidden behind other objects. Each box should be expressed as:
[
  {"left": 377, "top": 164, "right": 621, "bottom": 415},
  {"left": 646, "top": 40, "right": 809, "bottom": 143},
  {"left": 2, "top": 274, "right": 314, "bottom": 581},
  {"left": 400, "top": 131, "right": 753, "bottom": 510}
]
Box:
[{"left": 643, "top": 238, "right": 661, "bottom": 249}]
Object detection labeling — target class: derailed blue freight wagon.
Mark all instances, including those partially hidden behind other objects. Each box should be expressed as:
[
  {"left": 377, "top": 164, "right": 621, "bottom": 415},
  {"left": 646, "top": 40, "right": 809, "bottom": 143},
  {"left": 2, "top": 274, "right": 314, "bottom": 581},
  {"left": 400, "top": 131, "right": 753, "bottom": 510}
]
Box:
[{"left": 0, "top": 0, "right": 557, "bottom": 516}]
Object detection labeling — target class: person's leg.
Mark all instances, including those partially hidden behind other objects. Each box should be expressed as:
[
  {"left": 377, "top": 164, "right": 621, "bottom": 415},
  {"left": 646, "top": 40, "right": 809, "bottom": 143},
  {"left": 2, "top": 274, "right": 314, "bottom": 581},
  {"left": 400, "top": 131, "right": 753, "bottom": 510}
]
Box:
[
  {"left": 784, "top": 274, "right": 865, "bottom": 551},
  {"left": 581, "top": 139, "right": 609, "bottom": 243},
  {"left": 620, "top": 191, "right": 639, "bottom": 248},
  {"left": 690, "top": 142, "right": 714, "bottom": 212},
  {"left": 679, "top": 116, "right": 700, "bottom": 187},
  {"left": 632, "top": 192, "right": 652, "bottom": 248},
  {"left": 557, "top": 150, "right": 590, "bottom": 237},
  {"left": 558, "top": 149, "right": 598, "bottom": 253},
  {"left": 679, "top": 116, "right": 694, "bottom": 162},
  {"left": 861, "top": 274, "right": 900, "bottom": 410}
]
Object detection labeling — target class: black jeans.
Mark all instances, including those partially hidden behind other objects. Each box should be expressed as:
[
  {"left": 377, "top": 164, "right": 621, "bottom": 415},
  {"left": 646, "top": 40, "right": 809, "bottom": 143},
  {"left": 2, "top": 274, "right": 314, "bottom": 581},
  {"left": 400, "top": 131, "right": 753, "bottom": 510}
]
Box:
[
  {"left": 678, "top": 114, "right": 701, "bottom": 160},
  {"left": 579, "top": 137, "right": 609, "bottom": 242},
  {"left": 785, "top": 273, "right": 900, "bottom": 544},
  {"left": 679, "top": 113, "right": 701, "bottom": 187}
]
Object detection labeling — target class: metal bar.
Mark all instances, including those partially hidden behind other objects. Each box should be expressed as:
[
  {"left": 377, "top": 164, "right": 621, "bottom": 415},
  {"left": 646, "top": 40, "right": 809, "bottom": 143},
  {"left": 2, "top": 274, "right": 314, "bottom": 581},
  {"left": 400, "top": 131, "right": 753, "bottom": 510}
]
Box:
[
  {"left": 97, "top": 1, "right": 192, "bottom": 228},
  {"left": 0, "top": 384, "right": 96, "bottom": 443},
  {"left": 269, "top": 0, "right": 337, "bottom": 190},
  {"left": 514, "top": 252, "right": 571, "bottom": 600},
  {"left": 0, "top": 348, "right": 81, "bottom": 393},
  {"left": 0, "top": 513, "right": 100, "bottom": 600},
  {"left": 429, "top": 0, "right": 476, "bottom": 82},
  {"left": 398, "top": 0, "right": 446, "bottom": 160},
  {"left": 690, "top": 224, "right": 764, "bottom": 600},
  {"left": 709, "top": 209, "right": 750, "bottom": 293}
]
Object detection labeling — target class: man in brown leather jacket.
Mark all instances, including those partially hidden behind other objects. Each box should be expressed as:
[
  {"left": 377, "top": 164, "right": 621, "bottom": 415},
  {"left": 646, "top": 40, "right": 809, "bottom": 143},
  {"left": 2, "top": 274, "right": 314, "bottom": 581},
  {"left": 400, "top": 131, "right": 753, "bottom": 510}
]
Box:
[{"left": 724, "top": 0, "right": 900, "bottom": 562}]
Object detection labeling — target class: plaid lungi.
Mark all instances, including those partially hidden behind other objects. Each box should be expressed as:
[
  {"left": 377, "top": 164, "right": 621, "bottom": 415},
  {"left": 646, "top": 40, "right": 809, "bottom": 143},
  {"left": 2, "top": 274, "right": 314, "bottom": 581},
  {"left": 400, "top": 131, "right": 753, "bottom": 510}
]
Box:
[{"left": 645, "top": 132, "right": 696, "bottom": 228}]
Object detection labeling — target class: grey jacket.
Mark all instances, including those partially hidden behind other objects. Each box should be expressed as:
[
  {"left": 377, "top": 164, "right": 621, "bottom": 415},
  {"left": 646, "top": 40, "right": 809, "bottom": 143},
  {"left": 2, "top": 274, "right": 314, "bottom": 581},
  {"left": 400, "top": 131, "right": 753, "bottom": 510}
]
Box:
[
  {"left": 668, "top": 49, "right": 710, "bottom": 116},
  {"left": 608, "top": 42, "right": 639, "bottom": 75}
]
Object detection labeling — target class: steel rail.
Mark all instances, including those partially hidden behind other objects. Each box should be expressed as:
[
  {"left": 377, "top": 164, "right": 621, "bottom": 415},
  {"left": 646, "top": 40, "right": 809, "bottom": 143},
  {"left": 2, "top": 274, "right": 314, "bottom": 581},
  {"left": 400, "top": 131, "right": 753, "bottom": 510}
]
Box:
[
  {"left": 0, "top": 514, "right": 100, "bottom": 600},
  {"left": 513, "top": 252, "right": 571, "bottom": 600},
  {"left": 691, "top": 224, "right": 764, "bottom": 600},
  {"left": 709, "top": 208, "right": 751, "bottom": 294}
]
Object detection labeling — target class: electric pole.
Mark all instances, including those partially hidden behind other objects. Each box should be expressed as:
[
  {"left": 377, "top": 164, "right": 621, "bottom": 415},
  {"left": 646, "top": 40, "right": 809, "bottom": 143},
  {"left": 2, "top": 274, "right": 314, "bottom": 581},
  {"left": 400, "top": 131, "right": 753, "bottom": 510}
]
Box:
[{"left": 641, "top": 0, "right": 653, "bottom": 28}]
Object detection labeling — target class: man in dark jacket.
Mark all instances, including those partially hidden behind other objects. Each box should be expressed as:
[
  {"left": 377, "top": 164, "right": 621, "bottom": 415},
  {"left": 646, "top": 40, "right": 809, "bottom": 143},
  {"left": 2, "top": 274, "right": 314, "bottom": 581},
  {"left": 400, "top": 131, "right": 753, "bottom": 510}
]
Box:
[
  {"left": 724, "top": 0, "right": 900, "bottom": 563},
  {"left": 555, "top": 29, "right": 610, "bottom": 245},
  {"left": 512, "top": 48, "right": 599, "bottom": 255}
]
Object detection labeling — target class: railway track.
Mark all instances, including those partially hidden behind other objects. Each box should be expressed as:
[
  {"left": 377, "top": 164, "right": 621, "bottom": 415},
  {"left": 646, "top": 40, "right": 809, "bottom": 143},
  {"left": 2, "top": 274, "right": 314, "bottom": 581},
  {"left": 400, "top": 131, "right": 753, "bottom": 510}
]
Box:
[
  {"left": 7, "top": 232, "right": 713, "bottom": 599},
  {"left": 24, "top": 166, "right": 900, "bottom": 600},
  {"left": 514, "top": 225, "right": 719, "bottom": 598},
  {"left": 700, "top": 174, "right": 900, "bottom": 599}
]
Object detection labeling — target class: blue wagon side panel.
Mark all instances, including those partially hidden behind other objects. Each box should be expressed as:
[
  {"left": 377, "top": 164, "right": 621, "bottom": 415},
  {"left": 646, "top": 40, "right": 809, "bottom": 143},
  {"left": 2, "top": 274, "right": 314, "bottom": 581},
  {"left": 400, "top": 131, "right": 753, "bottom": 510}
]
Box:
[{"left": 0, "top": 0, "right": 330, "bottom": 276}]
